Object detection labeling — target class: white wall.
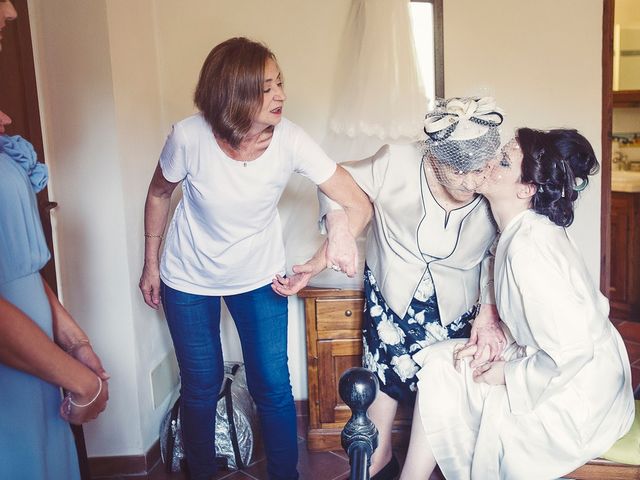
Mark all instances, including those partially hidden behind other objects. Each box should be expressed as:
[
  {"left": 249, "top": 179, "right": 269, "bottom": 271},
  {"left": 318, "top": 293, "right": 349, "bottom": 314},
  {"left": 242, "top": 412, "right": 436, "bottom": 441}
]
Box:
[
  {"left": 444, "top": 0, "right": 603, "bottom": 283},
  {"left": 26, "top": 0, "right": 604, "bottom": 460},
  {"left": 28, "top": 0, "right": 352, "bottom": 458},
  {"left": 28, "top": 0, "right": 149, "bottom": 456}
]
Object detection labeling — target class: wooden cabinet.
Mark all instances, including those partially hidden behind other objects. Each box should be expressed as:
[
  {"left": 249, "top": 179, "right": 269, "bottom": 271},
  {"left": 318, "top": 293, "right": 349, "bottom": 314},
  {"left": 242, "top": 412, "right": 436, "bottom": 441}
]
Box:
[
  {"left": 610, "top": 192, "right": 640, "bottom": 320},
  {"left": 299, "top": 287, "right": 411, "bottom": 451}
]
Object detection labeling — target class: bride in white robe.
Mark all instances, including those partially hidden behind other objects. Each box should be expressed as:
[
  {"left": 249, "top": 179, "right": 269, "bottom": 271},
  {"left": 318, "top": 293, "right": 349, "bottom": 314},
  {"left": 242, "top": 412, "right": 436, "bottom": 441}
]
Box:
[{"left": 400, "top": 128, "right": 635, "bottom": 480}]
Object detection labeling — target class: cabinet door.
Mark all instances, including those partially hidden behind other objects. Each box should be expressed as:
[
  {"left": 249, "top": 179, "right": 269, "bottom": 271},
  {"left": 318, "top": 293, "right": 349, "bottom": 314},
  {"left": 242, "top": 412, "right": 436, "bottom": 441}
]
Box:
[
  {"left": 317, "top": 338, "right": 362, "bottom": 425},
  {"left": 611, "top": 194, "right": 631, "bottom": 304}
]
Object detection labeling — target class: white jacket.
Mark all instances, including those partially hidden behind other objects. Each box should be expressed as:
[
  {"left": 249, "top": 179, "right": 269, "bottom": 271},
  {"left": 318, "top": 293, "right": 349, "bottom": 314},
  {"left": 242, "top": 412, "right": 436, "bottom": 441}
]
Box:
[{"left": 320, "top": 143, "right": 497, "bottom": 323}]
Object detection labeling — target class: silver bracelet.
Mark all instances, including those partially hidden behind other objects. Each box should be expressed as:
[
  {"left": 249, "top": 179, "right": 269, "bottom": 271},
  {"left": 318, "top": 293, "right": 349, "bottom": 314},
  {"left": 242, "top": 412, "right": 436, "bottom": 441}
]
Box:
[
  {"left": 68, "top": 377, "right": 103, "bottom": 408},
  {"left": 144, "top": 233, "right": 164, "bottom": 239}
]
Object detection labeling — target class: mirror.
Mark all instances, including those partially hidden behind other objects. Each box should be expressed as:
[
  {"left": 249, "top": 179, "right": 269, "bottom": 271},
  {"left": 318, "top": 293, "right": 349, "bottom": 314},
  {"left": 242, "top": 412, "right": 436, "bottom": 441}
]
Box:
[
  {"left": 613, "top": 0, "right": 640, "bottom": 105},
  {"left": 614, "top": 24, "right": 640, "bottom": 90}
]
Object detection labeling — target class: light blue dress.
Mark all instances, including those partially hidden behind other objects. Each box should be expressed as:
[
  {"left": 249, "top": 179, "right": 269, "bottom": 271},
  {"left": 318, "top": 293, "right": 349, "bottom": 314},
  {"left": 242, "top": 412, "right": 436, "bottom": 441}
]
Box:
[{"left": 0, "top": 135, "right": 80, "bottom": 479}]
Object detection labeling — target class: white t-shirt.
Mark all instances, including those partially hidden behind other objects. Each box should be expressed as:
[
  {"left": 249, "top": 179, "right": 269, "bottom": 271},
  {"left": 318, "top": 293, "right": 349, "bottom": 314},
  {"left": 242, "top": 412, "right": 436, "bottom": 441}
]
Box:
[{"left": 159, "top": 114, "right": 337, "bottom": 295}]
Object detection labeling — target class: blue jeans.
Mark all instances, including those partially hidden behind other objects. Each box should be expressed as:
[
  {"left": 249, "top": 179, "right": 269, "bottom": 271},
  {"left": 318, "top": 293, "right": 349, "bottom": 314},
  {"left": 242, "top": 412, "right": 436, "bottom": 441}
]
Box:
[{"left": 161, "top": 282, "right": 298, "bottom": 480}]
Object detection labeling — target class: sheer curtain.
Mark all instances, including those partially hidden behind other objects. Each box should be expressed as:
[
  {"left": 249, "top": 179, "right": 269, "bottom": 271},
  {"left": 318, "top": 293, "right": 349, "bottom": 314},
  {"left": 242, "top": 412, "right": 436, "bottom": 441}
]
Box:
[
  {"left": 323, "top": 0, "right": 430, "bottom": 162},
  {"left": 281, "top": 0, "right": 430, "bottom": 288}
]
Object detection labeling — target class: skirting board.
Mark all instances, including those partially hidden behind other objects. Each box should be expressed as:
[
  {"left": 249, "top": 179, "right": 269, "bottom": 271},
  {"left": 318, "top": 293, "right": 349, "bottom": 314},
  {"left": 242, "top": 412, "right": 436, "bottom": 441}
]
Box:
[
  {"left": 88, "top": 440, "right": 161, "bottom": 478},
  {"left": 87, "top": 400, "right": 309, "bottom": 478}
]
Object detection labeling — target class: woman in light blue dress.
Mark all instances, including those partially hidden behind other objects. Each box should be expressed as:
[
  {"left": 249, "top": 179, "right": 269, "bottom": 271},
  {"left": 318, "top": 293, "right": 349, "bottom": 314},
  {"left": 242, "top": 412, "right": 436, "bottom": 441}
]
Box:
[
  {"left": 0, "top": 4, "right": 109, "bottom": 474},
  {"left": 0, "top": 132, "right": 111, "bottom": 479}
]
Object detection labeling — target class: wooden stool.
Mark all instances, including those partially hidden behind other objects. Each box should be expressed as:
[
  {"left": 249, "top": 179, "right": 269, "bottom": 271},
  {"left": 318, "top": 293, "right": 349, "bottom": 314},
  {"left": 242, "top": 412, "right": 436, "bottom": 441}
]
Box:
[
  {"left": 566, "top": 399, "right": 640, "bottom": 479},
  {"left": 566, "top": 458, "right": 640, "bottom": 479}
]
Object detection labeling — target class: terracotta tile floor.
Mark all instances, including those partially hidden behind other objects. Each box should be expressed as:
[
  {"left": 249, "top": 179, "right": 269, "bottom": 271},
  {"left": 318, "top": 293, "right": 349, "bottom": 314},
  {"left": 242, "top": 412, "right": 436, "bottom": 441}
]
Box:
[{"left": 98, "top": 319, "right": 640, "bottom": 480}]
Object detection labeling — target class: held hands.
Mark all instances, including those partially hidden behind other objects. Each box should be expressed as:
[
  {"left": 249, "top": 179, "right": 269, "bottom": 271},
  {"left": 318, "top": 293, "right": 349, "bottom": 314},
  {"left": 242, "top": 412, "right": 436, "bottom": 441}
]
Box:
[
  {"left": 270, "top": 209, "right": 360, "bottom": 296},
  {"left": 453, "top": 304, "right": 507, "bottom": 385},
  {"left": 60, "top": 376, "right": 109, "bottom": 425},
  {"left": 325, "top": 210, "right": 359, "bottom": 277},
  {"left": 60, "top": 341, "right": 110, "bottom": 424},
  {"left": 467, "top": 304, "right": 506, "bottom": 362},
  {"left": 68, "top": 340, "right": 110, "bottom": 382},
  {"left": 472, "top": 360, "right": 506, "bottom": 385},
  {"left": 453, "top": 344, "right": 506, "bottom": 385},
  {"left": 272, "top": 243, "right": 328, "bottom": 297},
  {"left": 139, "top": 262, "right": 161, "bottom": 309}
]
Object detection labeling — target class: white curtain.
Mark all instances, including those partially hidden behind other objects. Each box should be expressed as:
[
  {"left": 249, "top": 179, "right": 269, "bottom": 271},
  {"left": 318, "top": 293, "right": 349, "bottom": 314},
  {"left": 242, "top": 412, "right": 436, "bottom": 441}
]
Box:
[
  {"left": 281, "top": 0, "right": 430, "bottom": 289},
  {"left": 323, "top": 0, "right": 430, "bottom": 162}
]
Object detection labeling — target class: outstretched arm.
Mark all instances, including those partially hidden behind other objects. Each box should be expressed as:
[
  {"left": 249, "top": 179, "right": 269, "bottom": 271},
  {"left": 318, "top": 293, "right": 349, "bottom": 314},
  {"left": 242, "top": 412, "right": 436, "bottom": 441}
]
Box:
[
  {"left": 272, "top": 240, "right": 328, "bottom": 296},
  {"left": 318, "top": 165, "right": 372, "bottom": 275},
  {"left": 271, "top": 199, "right": 370, "bottom": 297}
]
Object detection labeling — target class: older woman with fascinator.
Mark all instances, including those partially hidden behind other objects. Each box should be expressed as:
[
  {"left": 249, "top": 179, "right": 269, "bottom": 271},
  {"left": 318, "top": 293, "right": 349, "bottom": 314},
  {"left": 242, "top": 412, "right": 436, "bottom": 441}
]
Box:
[
  {"left": 139, "top": 37, "right": 371, "bottom": 480},
  {"left": 400, "top": 128, "right": 634, "bottom": 480},
  {"left": 274, "top": 97, "right": 507, "bottom": 479},
  {"left": 0, "top": 1, "right": 109, "bottom": 478}
]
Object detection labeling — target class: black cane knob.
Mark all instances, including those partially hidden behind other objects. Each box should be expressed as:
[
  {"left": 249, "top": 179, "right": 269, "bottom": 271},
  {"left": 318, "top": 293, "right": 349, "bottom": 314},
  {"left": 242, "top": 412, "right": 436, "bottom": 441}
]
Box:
[
  {"left": 339, "top": 367, "right": 379, "bottom": 466},
  {"left": 339, "top": 367, "right": 378, "bottom": 418}
]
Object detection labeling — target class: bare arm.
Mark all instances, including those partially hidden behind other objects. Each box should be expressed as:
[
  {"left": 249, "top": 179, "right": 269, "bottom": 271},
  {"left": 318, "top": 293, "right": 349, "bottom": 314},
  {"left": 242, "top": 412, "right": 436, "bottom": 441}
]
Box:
[
  {"left": 139, "top": 164, "right": 179, "bottom": 309},
  {"left": 43, "top": 277, "right": 109, "bottom": 381},
  {"left": 0, "top": 295, "right": 108, "bottom": 423},
  {"left": 272, "top": 167, "right": 372, "bottom": 297},
  {"left": 318, "top": 165, "right": 372, "bottom": 275},
  {"left": 318, "top": 165, "right": 372, "bottom": 238}
]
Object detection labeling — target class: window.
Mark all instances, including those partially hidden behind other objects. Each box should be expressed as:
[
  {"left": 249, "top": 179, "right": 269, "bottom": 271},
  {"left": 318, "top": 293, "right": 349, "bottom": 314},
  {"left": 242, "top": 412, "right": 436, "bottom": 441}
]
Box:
[{"left": 410, "top": 0, "right": 444, "bottom": 100}]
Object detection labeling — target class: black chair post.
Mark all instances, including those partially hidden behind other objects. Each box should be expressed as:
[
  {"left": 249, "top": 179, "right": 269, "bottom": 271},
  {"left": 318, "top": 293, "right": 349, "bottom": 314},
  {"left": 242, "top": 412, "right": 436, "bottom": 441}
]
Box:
[{"left": 339, "top": 367, "right": 379, "bottom": 480}]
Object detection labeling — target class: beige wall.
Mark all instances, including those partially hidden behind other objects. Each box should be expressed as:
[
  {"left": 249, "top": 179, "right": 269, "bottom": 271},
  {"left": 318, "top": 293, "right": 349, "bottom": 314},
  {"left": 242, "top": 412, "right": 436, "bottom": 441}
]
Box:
[
  {"left": 27, "top": 0, "right": 604, "bottom": 459},
  {"left": 28, "top": 0, "right": 352, "bottom": 457},
  {"left": 444, "top": 0, "right": 603, "bottom": 282}
]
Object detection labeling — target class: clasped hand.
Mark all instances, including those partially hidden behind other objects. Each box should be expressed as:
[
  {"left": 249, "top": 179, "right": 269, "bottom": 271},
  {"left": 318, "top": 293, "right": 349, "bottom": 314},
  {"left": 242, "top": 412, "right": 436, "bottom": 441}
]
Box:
[
  {"left": 453, "top": 304, "right": 507, "bottom": 385},
  {"left": 454, "top": 343, "right": 506, "bottom": 385},
  {"left": 60, "top": 342, "right": 110, "bottom": 425},
  {"left": 271, "top": 218, "right": 358, "bottom": 297}
]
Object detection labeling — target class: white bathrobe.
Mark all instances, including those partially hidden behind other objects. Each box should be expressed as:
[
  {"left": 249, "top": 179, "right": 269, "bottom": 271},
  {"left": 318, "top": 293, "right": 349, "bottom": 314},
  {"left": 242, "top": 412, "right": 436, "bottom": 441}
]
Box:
[{"left": 413, "top": 209, "right": 634, "bottom": 480}]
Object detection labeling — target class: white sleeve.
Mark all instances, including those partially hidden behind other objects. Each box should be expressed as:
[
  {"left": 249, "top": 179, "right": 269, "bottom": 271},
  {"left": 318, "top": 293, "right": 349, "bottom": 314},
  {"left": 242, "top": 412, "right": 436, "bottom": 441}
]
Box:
[
  {"left": 158, "top": 123, "right": 188, "bottom": 183},
  {"left": 317, "top": 146, "right": 390, "bottom": 233},
  {"left": 479, "top": 236, "right": 497, "bottom": 305},
  {"left": 289, "top": 123, "right": 337, "bottom": 185},
  {"left": 503, "top": 245, "right": 595, "bottom": 415}
]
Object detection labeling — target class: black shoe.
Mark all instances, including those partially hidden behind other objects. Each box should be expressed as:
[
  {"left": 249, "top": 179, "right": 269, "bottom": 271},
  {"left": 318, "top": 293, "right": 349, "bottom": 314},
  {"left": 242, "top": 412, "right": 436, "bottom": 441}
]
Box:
[
  {"left": 371, "top": 454, "right": 400, "bottom": 480},
  {"left": 344, "top": 454, "right": 400, "bottom": 480}
]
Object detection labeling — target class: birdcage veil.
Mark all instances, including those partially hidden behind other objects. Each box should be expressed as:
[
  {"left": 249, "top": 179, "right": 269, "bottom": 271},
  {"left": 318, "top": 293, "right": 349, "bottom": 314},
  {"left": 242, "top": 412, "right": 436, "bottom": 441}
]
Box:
[{"left": 422, "top": 97, "right": 504, "bottom": 189}]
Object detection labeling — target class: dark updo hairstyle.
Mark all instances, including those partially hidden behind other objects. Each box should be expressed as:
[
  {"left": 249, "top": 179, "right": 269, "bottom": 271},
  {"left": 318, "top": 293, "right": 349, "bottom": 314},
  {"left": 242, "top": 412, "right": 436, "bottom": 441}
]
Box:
[
  {"left": 194, "top": 37, "right": 277, "bottom": 149},
  {"left": 517, "top": 128, "right": 599, "bottom": 227}
]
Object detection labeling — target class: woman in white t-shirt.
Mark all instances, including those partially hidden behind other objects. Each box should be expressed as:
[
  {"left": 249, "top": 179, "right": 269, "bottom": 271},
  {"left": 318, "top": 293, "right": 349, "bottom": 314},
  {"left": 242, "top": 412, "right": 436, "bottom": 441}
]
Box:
[{"left": 138, "top": 37, "right": 371, "bottom": 480}]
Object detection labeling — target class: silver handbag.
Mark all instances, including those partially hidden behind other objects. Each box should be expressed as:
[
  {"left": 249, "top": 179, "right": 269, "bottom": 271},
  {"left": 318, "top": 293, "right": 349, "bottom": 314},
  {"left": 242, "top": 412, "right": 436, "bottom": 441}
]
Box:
[{"left": 160, "top": 362, "right": 259, "bottom": 472}]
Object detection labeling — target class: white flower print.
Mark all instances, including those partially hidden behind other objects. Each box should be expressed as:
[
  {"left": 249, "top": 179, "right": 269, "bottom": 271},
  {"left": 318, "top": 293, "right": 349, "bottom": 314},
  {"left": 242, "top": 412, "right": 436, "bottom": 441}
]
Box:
[
  {"left": 414, "top": 272, "right": 435, "bottom": 302},
  {"left": 414, "top": 310, "right": 425, "bottom": 325},
  {"left": 369, "top": 304, "right": 384, "bottom": 318},
  {"left": 377, "top": 317, "right": 405, "bottom": 346},
  {"left": 363, "top": 340, "right": 388, "bottom": 384},
  {"left": 390, "top": 354, "right": 420, "bottom": 382},
  {"left": 423, "top": 322, "right": 449, "bottom": 343},
  {"left": 370, "top": 289, "right": 378, "bottom": 304}
]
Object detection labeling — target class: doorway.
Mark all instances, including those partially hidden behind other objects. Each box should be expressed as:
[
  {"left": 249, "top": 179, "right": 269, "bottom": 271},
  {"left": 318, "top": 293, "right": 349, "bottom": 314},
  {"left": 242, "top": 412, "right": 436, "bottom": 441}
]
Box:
[{"left": 0, "top": 0, "right": 90, "bottom": 478}]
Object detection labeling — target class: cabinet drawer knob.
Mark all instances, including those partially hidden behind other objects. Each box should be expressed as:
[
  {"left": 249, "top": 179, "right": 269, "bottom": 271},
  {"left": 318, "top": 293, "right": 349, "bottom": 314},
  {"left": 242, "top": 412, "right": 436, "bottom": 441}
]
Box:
[{"left": 345, "top": 309, "right": 353, "bottom": 317}]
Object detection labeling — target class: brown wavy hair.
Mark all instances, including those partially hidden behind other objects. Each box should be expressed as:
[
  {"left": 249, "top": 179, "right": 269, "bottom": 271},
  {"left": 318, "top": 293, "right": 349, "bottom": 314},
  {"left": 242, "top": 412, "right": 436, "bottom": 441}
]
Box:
[{"left": 194, "top": 37, "right": 276, "bottom": 148}]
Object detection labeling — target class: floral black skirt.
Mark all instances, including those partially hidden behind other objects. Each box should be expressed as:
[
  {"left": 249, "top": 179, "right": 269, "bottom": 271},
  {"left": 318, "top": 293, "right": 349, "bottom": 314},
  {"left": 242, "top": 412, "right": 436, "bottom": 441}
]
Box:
[{"left": 362, "top": 265, "right": 477, "bottom": 405}]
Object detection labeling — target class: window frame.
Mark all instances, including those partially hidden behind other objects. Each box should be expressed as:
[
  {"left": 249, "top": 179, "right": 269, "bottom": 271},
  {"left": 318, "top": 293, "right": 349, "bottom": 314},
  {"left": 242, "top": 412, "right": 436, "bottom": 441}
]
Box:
[{"left": 411, "top": 0, "right": 444, "bottom": 97}]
